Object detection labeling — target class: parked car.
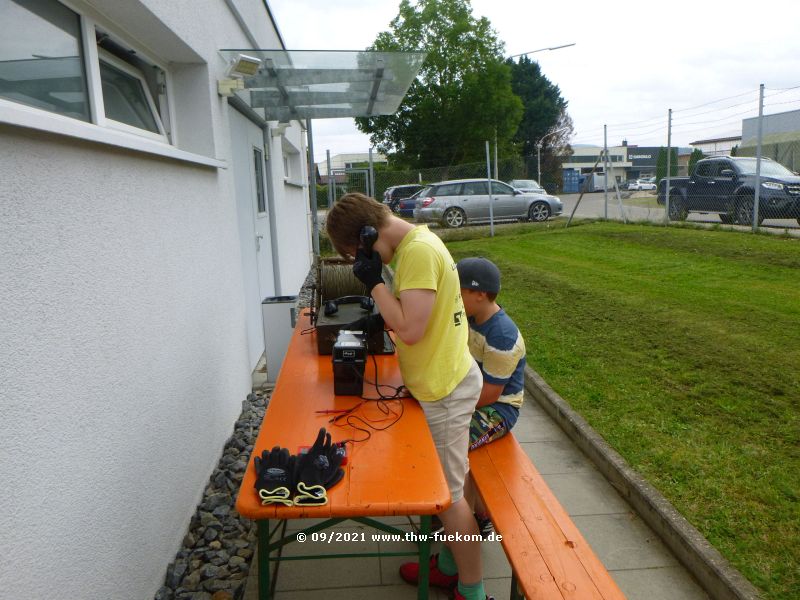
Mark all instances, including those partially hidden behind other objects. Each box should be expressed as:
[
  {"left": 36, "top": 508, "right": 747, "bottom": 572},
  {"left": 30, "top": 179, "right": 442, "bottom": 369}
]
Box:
[
  {"left": 657, "top": 156, "right": 800, "bottom": 224},
  {"left": 383, "top": 184, "right": 424, "bottom": 213},
  {"left": 414, "top": 178, "right": 563, "bottom": 228},
  {"left": 508, "top": 178, "right": 545, "bottom": 194},
  {"left": 630, "top": 179, "right": 657, "bottom": 191},
  {"left": 397, "top": 188, "right": 424, "bottom": 218}
]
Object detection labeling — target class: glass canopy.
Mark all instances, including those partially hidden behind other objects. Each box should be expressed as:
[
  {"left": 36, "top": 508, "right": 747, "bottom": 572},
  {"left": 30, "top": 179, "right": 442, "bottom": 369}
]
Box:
[{"left": 218, "top": 49, "right": 426, "bottom": 122}]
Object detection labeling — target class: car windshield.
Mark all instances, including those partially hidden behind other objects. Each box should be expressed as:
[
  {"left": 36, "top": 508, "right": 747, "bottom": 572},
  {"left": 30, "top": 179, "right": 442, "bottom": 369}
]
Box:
[
  {"left": 511, "top": 179, "right": 540, "bottom": 188},
  {"left": 735, "top": 159, "right": 794, "bottom": 178}
]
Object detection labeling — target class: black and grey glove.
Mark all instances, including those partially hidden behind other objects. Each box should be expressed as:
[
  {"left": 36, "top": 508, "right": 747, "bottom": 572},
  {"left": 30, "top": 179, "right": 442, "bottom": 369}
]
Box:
[
  {"left": 294, "top": 428, "right": 345, "bottom": 506},
  {"left": 352, "top": 248, "right": 384, "bottom": 294},
  {"left": 254, "top": 446, "right": 296, "bottom": 506}
]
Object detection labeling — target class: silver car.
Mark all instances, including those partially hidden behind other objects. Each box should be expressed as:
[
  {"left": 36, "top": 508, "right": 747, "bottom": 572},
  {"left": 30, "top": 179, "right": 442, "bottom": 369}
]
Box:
[
  {"left": 508, "top": 178, "right": 545, "bottom": 194},
  {"left": 414, "top": 178, "right": 563, "bottom": 228}
]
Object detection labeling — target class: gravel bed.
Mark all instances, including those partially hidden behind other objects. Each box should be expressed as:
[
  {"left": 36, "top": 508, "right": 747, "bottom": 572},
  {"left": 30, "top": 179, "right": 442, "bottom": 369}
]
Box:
[
  {"left": 154, "top": 391, "right": 268, "bottom": 600},
  {"left": 154, "top": 271, "right": 317, "bottom": 600}
]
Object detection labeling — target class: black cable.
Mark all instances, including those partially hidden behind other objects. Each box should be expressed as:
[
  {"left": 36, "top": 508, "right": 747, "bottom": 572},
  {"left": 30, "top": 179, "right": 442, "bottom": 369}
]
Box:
[{"left": 327, "top": 356, "right": 408, "bottom": 443}]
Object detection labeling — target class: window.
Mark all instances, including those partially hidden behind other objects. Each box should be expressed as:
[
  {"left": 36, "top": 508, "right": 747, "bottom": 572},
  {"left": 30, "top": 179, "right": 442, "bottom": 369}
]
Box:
[
  {"left": 282, "top": 153, "right": 290, "bottom": 179},
  {"left": 0, "top": 0, "right": 91, "bottom": 121},
  {"left": 254, "top": 147, "right": 266, "bottom": 214},
  {"left": 435, "top": 183, "right": 462, "bottom": 196},
  {"left": 490, "top": 181, "right": 514, "bottom": 195},
  {"left": 462, "top": 181, "right": 488, "bottom": 195},
  {"left": 695, "top": 163, "right": 713, "bottom": 177},
  {"left": 98, "top": 49, "right": 165, "bottom": 139},
  {"left": 717, "top": 162, "right": 735, "bottom": 177},
  {"left": 1, "top": 0, "right": 170, "bottom": 142}
]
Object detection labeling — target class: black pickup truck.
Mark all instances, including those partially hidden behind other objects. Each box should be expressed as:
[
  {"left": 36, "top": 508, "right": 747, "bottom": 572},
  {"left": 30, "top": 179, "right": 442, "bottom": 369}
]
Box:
[{"left": 657, "top": 156, "right": 800, "bottom": 225}]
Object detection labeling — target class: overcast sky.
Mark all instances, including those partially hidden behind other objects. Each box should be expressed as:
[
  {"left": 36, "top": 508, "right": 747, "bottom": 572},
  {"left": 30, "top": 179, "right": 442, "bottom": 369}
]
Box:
[{"left": 267, "top": 0, "right": 800, "bottom": 162}]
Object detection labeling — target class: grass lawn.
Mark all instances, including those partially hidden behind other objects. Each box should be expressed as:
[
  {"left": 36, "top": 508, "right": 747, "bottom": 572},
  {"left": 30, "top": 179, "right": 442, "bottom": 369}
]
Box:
[
  {"left": 445, "top": 221, "right": 799, "bottom": 600},
  {"left": 622, "top": 195, "right": 661, "bottom": 208}
]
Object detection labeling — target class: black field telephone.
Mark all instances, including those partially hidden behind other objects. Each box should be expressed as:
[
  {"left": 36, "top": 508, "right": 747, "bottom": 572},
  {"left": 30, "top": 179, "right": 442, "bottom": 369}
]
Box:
[
  {"left": 322, "top": 225, "right": 380, "bottom": 317},
  {"left": 324, "top": 295, "right": 374, "bottom": 316}
]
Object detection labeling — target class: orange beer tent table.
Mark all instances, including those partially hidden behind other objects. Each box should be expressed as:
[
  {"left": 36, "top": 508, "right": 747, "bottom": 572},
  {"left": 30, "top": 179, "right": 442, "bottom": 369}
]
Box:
[{"left": 236, "top": 313, "right": 451, "bottom": 599}]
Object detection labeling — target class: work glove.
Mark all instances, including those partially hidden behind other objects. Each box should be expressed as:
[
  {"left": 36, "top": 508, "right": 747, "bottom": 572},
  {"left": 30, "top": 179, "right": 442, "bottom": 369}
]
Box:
[
  {"left": 352, "top": 248, "right": 384, "bottom": 294},
  {"left": 254, "top": 446, "right": 296, "bottom": 506},
  {"left": 294, "top": 428, "right": 345, "bottom": 506}
]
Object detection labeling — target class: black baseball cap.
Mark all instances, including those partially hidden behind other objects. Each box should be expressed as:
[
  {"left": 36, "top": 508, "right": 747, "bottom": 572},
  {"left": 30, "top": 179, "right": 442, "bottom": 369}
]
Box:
[{"left": 456, "top": 257, "right": 501, "bottom": 294}]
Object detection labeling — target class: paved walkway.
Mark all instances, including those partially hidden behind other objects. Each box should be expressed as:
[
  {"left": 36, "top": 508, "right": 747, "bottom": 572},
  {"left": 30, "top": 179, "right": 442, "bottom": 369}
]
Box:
[{"left": 243, "top": 393, "right": 710, "bottom": 599}]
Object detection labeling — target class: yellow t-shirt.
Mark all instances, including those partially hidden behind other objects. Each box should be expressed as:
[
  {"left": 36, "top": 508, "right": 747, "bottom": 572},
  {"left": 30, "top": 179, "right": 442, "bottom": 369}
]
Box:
[{"left": 393, "top": 226, "right": 472, "bottom": 401}]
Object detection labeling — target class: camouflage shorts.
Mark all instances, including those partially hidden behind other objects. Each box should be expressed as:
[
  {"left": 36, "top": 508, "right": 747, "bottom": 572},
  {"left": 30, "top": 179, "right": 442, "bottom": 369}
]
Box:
[{"left": 468, "top": 405, "right": 510, "bottom": 451}]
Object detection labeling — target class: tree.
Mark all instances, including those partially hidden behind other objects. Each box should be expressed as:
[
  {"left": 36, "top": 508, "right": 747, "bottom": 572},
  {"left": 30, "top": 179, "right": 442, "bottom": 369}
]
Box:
[
  {"left": 508, "top": 57, "right": 573, "bottom": 157},
  {"left": 688, "top": 148, "right": 704, "bottom": 173},
  {"left": 355, "top": 0, "right": 523, "bottom": 169},
  {"left": 656, "top": 147, "right": 678, "bottom": 182}
]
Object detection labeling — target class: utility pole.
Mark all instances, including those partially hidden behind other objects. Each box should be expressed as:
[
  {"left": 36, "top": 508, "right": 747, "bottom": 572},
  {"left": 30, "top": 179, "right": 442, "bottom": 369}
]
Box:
[
  {"left": 505, "top": 44, "right": 575, "bottom": 188},
  {"left": 537, "top": 125, "right": 571, "bottom": 187}
]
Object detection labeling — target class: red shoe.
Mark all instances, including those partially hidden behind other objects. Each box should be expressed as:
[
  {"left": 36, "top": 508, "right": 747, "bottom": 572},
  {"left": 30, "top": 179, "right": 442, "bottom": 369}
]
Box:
[{"left": 399, "top": 553, "right": 459, "bottom": 590}]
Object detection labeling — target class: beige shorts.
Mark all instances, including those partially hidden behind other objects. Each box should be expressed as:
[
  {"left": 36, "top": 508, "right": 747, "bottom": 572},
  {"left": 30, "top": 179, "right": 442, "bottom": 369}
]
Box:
[{"left": 419, "top": 359, "right": 482, "bottom": 503}]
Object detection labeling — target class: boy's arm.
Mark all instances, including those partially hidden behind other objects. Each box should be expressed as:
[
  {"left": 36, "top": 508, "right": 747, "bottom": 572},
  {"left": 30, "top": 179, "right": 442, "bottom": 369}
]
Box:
[
  {"left": 476, "top": 381, "right": 505, "bottom": 408},
  {"left": 371, "top": 284, "right": 434, "bottom": 345}
]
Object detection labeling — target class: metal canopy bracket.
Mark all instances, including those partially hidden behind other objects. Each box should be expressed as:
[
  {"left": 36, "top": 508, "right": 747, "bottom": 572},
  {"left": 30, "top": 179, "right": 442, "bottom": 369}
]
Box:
[{"left": 218, "top": 49, "right": 425, "bottom": 121}]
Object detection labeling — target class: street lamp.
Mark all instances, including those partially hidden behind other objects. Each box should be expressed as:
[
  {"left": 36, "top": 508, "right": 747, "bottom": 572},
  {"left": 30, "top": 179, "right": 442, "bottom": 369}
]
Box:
[
  {"left": 503, "top": 43, "right": 575, "bottom": 186},
  {"left": 537, "top": 126, "right": 570, "bottom": 184},
  {"left": 506, "top": 43, "right": 576, "bottom": 61}
]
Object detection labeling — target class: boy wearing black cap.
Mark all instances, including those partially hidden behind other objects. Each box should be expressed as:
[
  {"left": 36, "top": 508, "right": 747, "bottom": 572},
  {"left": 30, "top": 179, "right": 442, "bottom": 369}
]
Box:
[
  {"left": 457, "top": 257, "right": 527, "bottom": 535},
  {"left": 457, "top": 257, "right": 526, "bottom": 449}
]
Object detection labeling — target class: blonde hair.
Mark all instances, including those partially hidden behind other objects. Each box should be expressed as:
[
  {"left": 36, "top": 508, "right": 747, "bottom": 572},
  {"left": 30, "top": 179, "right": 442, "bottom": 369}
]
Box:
[{"left": 325, "top": 193, "right": 391, "bottom": 258}]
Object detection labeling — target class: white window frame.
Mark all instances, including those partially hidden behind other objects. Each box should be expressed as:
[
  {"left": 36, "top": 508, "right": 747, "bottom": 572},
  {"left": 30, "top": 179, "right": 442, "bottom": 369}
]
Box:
[
  {"left": 94, "top": 48, "right": 168, "bottom": 143},
  {"left": 0, "top": 0, "right": 221, "bottom": 168},
  {"left": 283, "top": 152, "right": 290, "bottom": 180},
  {"left": 254, "top": 145, "right": 268, "bottom": 216}
]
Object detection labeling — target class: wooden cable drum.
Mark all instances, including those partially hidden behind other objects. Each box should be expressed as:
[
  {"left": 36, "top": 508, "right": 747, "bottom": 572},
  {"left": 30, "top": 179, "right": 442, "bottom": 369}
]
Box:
[{"left": 316, "top": 257, "right": 368, "bottom": 306}]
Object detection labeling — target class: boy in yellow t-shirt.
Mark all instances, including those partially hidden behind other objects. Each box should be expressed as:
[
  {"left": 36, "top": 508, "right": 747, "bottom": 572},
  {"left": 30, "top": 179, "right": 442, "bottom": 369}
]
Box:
[{"left": 326, "top": 193, "right": 489, "bottom": 600}]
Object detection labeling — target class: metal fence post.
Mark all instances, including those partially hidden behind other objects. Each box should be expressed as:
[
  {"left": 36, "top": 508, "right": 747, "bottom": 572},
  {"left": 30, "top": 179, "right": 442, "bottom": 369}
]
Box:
[
  {"left": 368, "top": 147, "right": 375, "bottom": 198},
  {"left": 753, "top": 84, "right": 764, "bottom": 232},
  {"left": 603, "top": 124, "right": 608, "bottom": 219},
  {"left": 307, "top": 119, "right": 320, "bottom": 256},
  {"left": 665, "top": 108, "right": 672, "bottom": 223},
  {"left": 485, "top": 141, "right": 494, "bottom": 237},
  {"left": 326, "top": 150, "right": 333, "bottom": 207}
]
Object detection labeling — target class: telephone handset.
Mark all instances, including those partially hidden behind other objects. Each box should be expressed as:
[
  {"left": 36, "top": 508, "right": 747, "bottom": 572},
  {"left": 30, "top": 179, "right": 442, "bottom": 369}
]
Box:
[
  {"left": 359, "top": 225, "right": 378, "bottom": 253},
  {"left": 323, "top": 295, "right": 375, "bottom": 316},
  {"left": 322, "top": 225, "right": 380, "bottom": 317}
]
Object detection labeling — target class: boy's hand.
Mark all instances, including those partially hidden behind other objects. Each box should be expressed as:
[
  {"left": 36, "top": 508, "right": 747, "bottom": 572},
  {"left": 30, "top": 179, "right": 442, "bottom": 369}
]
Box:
[{"left": 353, "top": 248, "right": 384, "bottom": 293}]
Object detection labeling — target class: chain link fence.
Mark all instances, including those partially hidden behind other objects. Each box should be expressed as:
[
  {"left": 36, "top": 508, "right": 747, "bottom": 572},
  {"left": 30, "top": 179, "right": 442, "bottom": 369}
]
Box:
[{"left": 316, "top": 86, "right": 800, "bottom": 235}]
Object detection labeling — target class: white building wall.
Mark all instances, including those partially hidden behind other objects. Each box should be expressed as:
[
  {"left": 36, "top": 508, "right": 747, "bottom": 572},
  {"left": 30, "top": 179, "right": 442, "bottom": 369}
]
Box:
[
  {"left": 272, "top": 123, "right": 314, "bottom": 294},
  {"left": 316, "top": 152, "right": 388, "bottom": 176},
  {"left": 690, "top": 138, "right": 740, "bottom": 156},
  {"left": 0, "top": 1, "right": 310, "bottom": 598}
]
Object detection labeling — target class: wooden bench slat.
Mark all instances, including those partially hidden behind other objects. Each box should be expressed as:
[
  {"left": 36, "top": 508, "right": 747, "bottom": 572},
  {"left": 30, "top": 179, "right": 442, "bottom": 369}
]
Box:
[
  {"left": 470, "top": 455, "right": 565, "bottom": 599},
  {"left": 488, "top": 440, "right": 627, "bottom": 598},
  {"left": 472, "top": 442, "right": 602, "bottom": 600},
  {"left": 471, "top": 434, "right": 626, "bottom": 599}
]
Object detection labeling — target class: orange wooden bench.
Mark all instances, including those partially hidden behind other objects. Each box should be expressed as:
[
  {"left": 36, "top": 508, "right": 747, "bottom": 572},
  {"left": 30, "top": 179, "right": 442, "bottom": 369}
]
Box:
[{"left": 470, "top": 433, "right": 626, "bottom": 600}]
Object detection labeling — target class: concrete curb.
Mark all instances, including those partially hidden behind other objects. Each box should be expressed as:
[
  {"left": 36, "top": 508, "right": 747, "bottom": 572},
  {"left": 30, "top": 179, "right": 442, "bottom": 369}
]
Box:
[{"left": 523, "top": 366, "right": 762, "bottom": 600}]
